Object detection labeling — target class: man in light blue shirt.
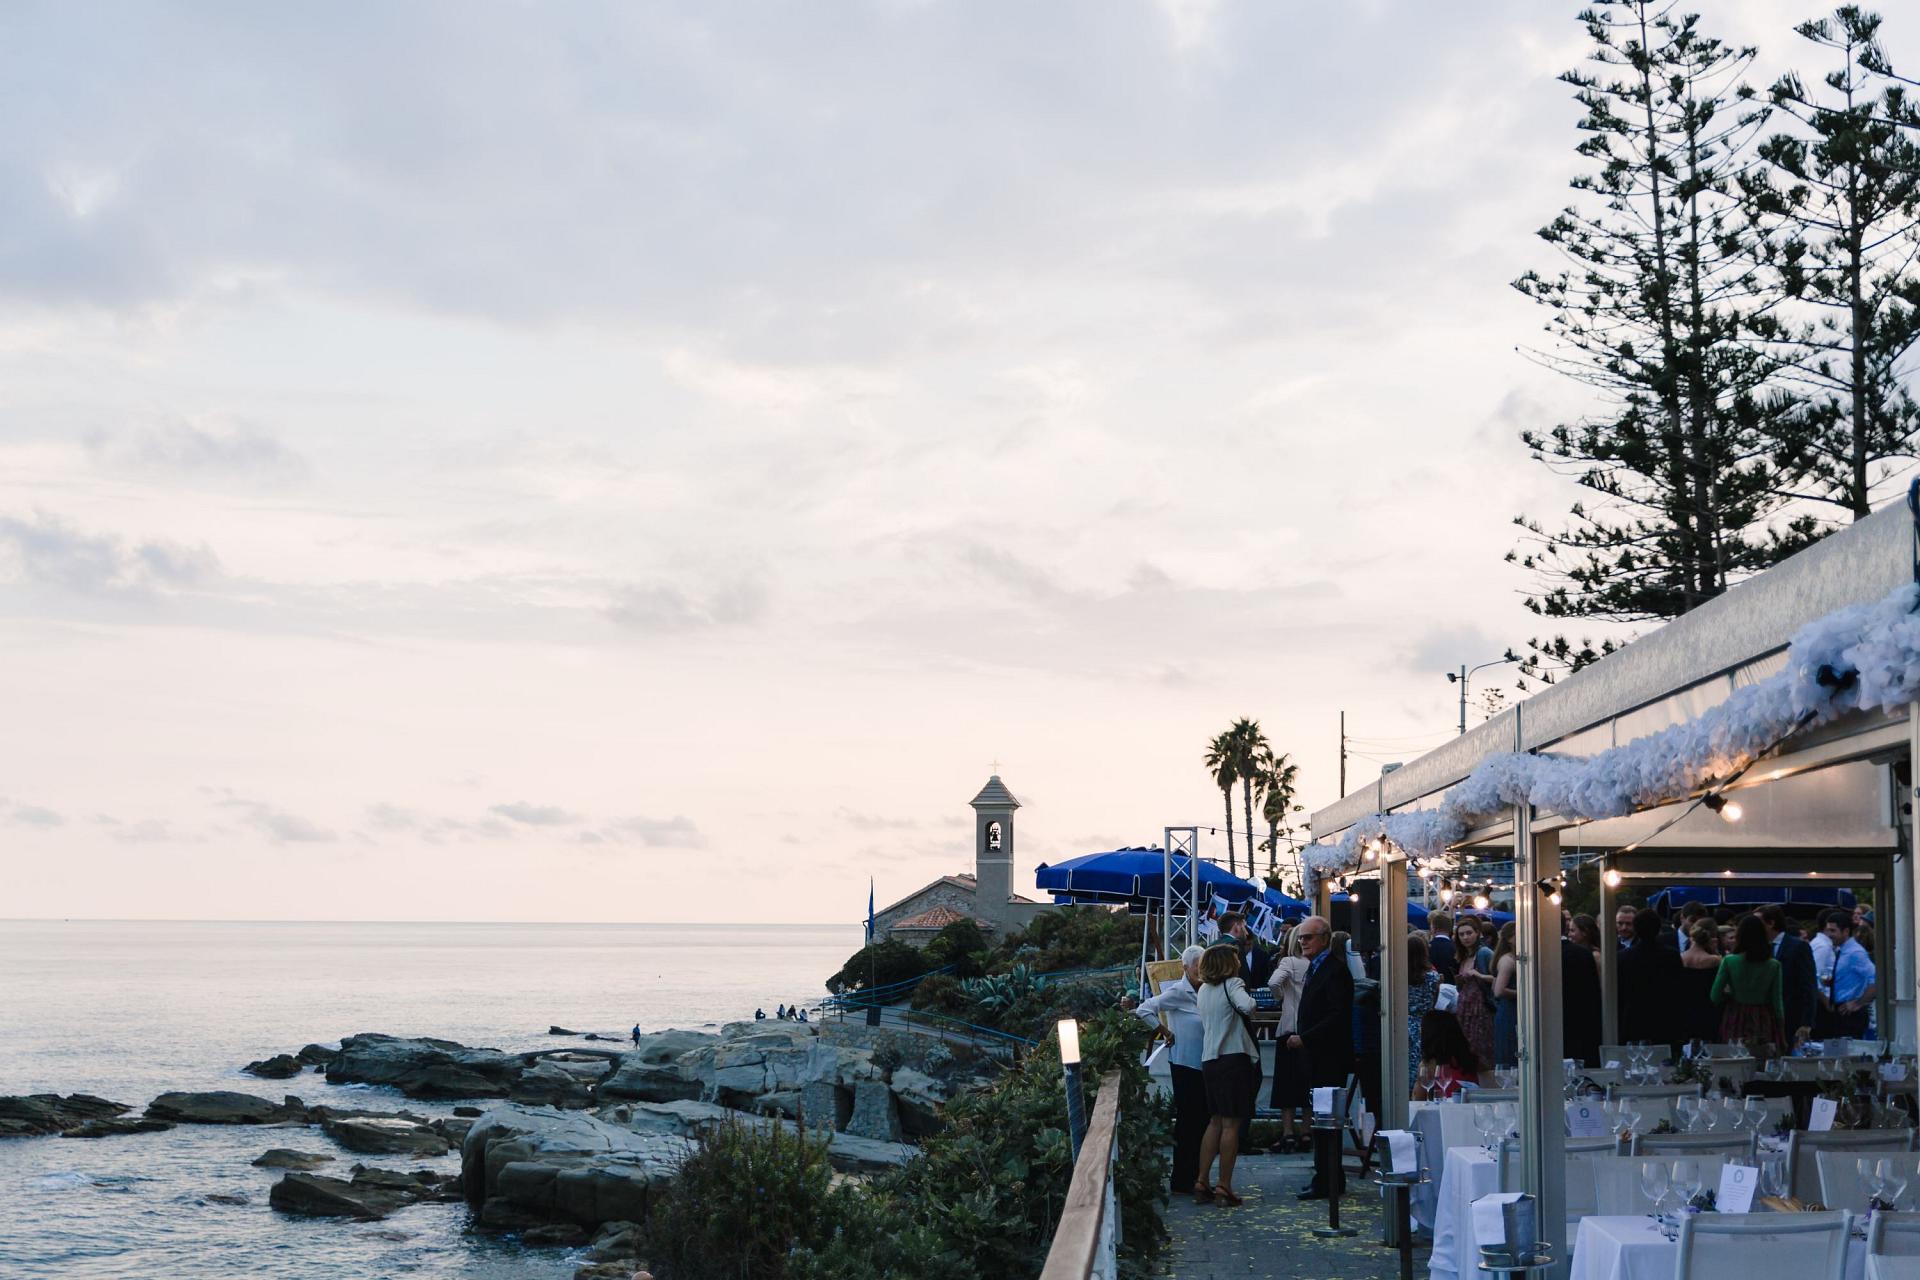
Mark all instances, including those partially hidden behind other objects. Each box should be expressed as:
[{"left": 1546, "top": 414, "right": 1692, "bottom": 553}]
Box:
[
  {"left": 1129, "top": 945, "right": 1207, "bottom": 1194},
  {"left": 1820, "top": 910, "right": 1876, "bottom": 1039}
]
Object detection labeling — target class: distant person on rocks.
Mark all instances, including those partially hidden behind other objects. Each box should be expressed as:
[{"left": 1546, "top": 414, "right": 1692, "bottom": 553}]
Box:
[
  {"left": 631, "top": 1024, "right": 641, "bottom": 1046},
  {"left": 755, "top": 1008, "right": 766, "bottom": 1020},
  {"left": 776, "top": 1003, "right": 788, "bottom": 1020}
]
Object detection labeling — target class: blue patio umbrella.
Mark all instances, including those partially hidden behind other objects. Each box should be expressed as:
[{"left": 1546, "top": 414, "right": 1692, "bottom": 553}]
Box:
[
  {"left": 1034, "top": 846, "right": 1263, "bottom": 905},
  {"left": 1649, "top": 885, "right": 1857, "bottom": 912}
]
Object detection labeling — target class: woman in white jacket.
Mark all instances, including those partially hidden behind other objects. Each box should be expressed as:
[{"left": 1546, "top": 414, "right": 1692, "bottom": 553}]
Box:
[
  {"left": 1265, "top": 929, "right": 1312, "bottom": 1152},
  {"left": 1194, "top": 942, "right": 1259, "bottom": 1206}
]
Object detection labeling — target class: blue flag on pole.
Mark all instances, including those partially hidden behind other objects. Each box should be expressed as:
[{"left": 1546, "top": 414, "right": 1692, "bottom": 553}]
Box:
[{"left": 866, "top": 878, "right": 875, "bottom": 945}]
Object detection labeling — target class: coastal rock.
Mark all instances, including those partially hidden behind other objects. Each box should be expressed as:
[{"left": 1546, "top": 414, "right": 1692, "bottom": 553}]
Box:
[
  {"left": 243, "top": 1054, "right": 304, "bottom": 1080},
  {"left": 432, "top": 1117, "right": 475, "bottom": 1146},
  {"left": 453, "top": 1106, "right": 484, "bottom": 1118},
  {"left": 62, "top": 1117, "right": 176, "bottom": 1139},
  {"left": 601, "top": 1098, "right": 911, "bottom": 1177},
  {"left": 887, "top": 1067, "right": 947, "bottom": 1137},
  {"left": 0, "top": 1094, "right": 132, "bottom": 1139},
  {"left": 800, "top": 1081, "right": 850, "bottom": 1133},
  {"left": 549, "top": 1026, "right": 579, "bottom": 1037},
  {"left": 756, "top": 1090, "right": 802, "bottom": 1119},
  {"left": 253, "top": 1149, "right": 336, "bottom": 1170},
  {"left": 523, "top": 1223, "right": 590, "bottom": 1247},
  {"left": 319, "top": 1114, "right": 450, "bottom": 1157},
  {"left": 597, "top": 1059, "right": 701, "bottom": 1104},
  {"left": 268, "top": 1166, "right": 458, "bottom": 1221},
  {"left": 846, "top": 1081, "right": 901, "bottom": 1143},
  {"left": 510, "top": 1061, "right": 593, "bottom": 1109},
  {"left": 296, "top": 1044, "right": 339, "bottom": 1067},
  {"left": 461, "top": 1105, "right": 689, "bottom": 1231},
  {"left": 203, "top": 1192, "right": 250, "bottom": 1206},
  {"left": 627, "top": 1029, "right": 717, "bottom": 1066},
  {"left": 325, "top": 1033, "right": 519, "bottom": 1100},
  {"left": 145, "top": 1091, "right": 305, "bottom": 1125}
]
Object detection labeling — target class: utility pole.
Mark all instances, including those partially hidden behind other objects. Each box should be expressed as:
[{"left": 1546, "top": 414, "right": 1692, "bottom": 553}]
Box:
[
  {"left": 1338, "top": 710, "right": 1347, "bottom": 796},
  {"left": 1456, "top": 664, "right": 1467, "bottom": 737}
]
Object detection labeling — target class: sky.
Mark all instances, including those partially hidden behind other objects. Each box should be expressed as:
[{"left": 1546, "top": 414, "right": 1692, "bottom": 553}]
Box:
[{"left": 4, "top": 1, "right": 1916, "bottom": 924}]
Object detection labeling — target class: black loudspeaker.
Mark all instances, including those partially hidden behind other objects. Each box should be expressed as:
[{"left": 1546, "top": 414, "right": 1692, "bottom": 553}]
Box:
[
  {"left": 1351, "top": 879, "right": 1381, "bottom": 954},
  {"left": 865, "top": 1006, "right": 882, "bottom": 1027}
]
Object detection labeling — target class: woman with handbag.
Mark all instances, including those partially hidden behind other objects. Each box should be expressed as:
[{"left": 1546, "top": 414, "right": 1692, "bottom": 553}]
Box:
[
  {"left": 1194, "top": 942, "right": 1259, "bottom": 1207},
  {"left": 1266, "top": 928, "right": 1313, "bottom": 1151}
]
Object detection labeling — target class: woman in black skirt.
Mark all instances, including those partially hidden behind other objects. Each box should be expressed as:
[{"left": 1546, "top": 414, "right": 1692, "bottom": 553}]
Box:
[
  {"left": 1267, "top": 928, "right": 1312, "bottom": 1150},
  {"left": 1194, "top": 942, "right": 1259, "bottom": 1206}
]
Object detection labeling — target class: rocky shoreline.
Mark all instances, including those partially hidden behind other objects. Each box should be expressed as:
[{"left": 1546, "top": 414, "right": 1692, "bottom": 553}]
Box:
[{"left": 3, "top": 1018, "right": 1000, "bottom": 1280}]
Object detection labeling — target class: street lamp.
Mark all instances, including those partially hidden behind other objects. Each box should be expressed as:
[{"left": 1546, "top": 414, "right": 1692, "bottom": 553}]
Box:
[
  {"left": 1446, "top": 656, "right": 1518, "bottom": 736},
  {"left": 1058, "top": 1019, "right": 1086, "bottom": 1159}
]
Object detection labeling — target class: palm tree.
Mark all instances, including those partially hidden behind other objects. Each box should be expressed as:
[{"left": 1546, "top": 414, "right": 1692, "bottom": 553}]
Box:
[
  {"left": 1202, "top": 731, "right": 1239, "bottom": 876},
  {"left": 1228, "top": 718, "right": 1269, "bottom": 873},
  {"left": 1258, "top": 750, "right": 1302, "bottom": 878}
]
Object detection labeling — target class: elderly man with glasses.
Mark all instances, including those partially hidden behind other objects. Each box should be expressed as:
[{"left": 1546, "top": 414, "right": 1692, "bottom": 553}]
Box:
[{"left": 1288, "top": 915, "right": 1354, "bottom": 1201}]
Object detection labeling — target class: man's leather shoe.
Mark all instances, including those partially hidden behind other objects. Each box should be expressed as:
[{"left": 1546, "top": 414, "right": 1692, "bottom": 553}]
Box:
[{"left": 1297, "top": 1186, "right": 1328, "bottom": 1201}]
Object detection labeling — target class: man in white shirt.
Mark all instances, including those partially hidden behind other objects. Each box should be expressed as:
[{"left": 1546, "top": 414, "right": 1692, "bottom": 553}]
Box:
[{"left": 1128, "top": 945, "right": 1207, "bottom": 1195}]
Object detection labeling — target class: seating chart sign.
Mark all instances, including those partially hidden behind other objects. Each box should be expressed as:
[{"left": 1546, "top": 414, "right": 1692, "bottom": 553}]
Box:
[{"left": 1717, "top": 1163, "right": 1757, "bottom": 1214}]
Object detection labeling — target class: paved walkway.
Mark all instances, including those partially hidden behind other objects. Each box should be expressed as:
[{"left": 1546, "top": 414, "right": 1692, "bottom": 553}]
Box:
[{"left": 1159, "top": 1150, "right": 1423, "bottom": 1280}]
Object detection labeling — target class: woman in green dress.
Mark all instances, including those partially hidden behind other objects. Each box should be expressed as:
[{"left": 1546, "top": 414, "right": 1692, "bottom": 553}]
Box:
[{"left": 1710, "top": 914, "right": 1785, "bottom": 1047}]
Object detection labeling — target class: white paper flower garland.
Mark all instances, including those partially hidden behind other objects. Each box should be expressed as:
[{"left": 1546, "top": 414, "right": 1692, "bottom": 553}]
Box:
[{"left": 1301, "top": 583, "right": 1920, "bottom": 879}]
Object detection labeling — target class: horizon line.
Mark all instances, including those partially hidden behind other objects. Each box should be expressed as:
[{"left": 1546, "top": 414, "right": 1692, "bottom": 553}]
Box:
[{"left": 0, "top": 916, "right": 861, "bottom": 927}]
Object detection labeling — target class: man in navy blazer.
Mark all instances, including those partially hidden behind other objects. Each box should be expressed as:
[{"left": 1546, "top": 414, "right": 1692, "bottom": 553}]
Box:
[
  {"left": 1289, "top": 915, "right": 1354, "bottom": 1200},
  {"left": 1761, "top": 905, "right": 1817, "bottom": 1045}
]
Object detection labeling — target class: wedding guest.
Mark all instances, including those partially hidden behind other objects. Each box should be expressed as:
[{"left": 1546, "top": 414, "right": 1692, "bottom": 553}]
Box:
[
  {"left": 1267, "top": 930, "right": 1312, "bottom": 1152},
  {"left": 1569, "top": 914, "right": 1603, "bottom": 958},
  {"left": 1413, "top": 1009, "right": 1480, "bottom": 1100},
  {"left": 1617, "top": 907, "right": 1684, "bottom": 1053},
  {"left": 1712, "top": 913, "right": 1785, "bottom": 1046},
  {"left": 1453, "top": 919, "right": 1497, "bottom": 1072},
  {"left": 1130, "top": 944, "right": 1207, "bottom": 1195},
  {"left": 1679, "top": 923, "right": 1722, "bottom": 1042},
  {"left": 1428, "top": 910, "right": 1457, "bottom": 979},
  {"left": 1760, "top": 905, "right": 1818, "bottom": 1045},
  {"left": 1407, "top": 932, "right": 1442, "bottom": 1091},
  {"left": 1194, "top": 944, "right": 1259, "bottom": 1207},
  {"left": 1490, "top": 923, "right": 1519, "bottom": 1070},
  {"left": 1819, "top": 910, "right": 1876, "bottom": 1039},
  {"left": 1291, "top": 916, "right": 1353, "bottom": 1201}
]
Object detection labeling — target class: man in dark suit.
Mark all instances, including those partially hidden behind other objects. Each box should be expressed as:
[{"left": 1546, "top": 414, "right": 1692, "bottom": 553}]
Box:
[
  {"left": 1560, "top": 935, "right": 1603, "bottom": 1067},
  {"left": 1616, "top": 907, "right": 1685, "bottom": 1053},
  {"left": 1761, "top": 905, "right": 1817, "bottom": 1045},
  {"left": 1289, "top": 914, "right": 1354, "bottom": 1200}
]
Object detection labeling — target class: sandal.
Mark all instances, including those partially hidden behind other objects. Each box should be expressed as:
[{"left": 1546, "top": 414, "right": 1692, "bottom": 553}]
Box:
[
  {"left": 1214, "top": 1186, "right": 1244, "bottom": 1207},
  {"left": 1192, "top": 1181, "right": 1215, "bottom": 1204}
]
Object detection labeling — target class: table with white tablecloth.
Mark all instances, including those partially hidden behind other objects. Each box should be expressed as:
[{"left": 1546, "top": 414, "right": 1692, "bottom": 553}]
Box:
[
  {"left": 1428, "top": 1146, "right": 1499, "bottom": 1280},
  {"left": 1570, "top": 1215, "right": 1867, "bottom": 1280}
]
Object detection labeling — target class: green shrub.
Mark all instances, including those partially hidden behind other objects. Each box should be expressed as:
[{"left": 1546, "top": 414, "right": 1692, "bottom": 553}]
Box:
[
  {"left": 922, "top": 918, "right": 990, "bottom": 978},
  {"left": 643, "top": 1118, "right": 837, "bottom": 1280},
  {"left": 908, "top": 971, "right": 968, "bottom": 1016},
  {"left": 824, "top": 940, "right": 929, "bottom": 995},
  {"left": 992, "top": 906, "right": 1139, "bottom": 972}
]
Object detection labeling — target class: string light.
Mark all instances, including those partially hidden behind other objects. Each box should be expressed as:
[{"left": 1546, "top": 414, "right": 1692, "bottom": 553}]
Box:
[
  {"left": 1472, "top": 891, "right": 1490, "bottom": 910},
  {"left": 1604, "top": 868, "right": 1622, "bottom": 888}
]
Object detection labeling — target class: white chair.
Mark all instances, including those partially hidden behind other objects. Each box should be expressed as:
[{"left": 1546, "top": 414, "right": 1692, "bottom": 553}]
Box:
[
  {"left": 1602, "top": 1044, "right": 1674, "bottom": 1068},
  {"left": 1815, "top": 1151, "right": 1920, "bottom": 1214},
  {"left": 1428, "top": 1102, "right": 1482, "bottom": 1155},
  {"left": 1674, "top": 1211, "right": 1849, "bottom": 1280},
  {"left": 1700, "top": 1043, "right": 1746, "bottom": 1058},
  {"left": 1787, "top": 1129, "right": 1918, "bottom": 1201},
  {"left": 1607, "top": 1082, "right": 1702, "bottom": 1122},
  {"left": 1631, "top": 1132, "right": 1757, "bottom": 1160},
  {"left": 1867, "top": 1211, "right": 1920, "bottom": 1272},
  {"left": 1592, "top": 1155, "right": 1731, "bottom": 1215},
  {"left": 1462, "top": 1087, "right": 1519, "bottom": 1103},
  {"left": 1496, "top": 1135, "right": 1621, "bottom": 1209},
  {"left": 1579, "top": 1066, "right": 1625, "bottom": 1087}
]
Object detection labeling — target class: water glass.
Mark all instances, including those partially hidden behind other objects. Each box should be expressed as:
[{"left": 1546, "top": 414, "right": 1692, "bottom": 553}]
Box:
[
  {"left": 1673, "top": 1159, "right": 1703, "bottom": 1207},
  {"left": 1743, "top": 1097, "right": 1768, "bottom": 1132},
  {"left": 1641, "top": 1161, "right": 1671, "bottom": 1213},
  {"left": 1879, "top": 1160, "right": 1908, "bottom": 1210},
  {"left": 1759, "top": 1156, "right": 1788, "bottom": 1199},
  {"left": 1861, "top": 1158, "right": 1887, "bottom": 1210}
]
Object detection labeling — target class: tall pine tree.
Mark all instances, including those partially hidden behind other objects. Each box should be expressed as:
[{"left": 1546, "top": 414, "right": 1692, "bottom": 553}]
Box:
[
  {"left": 1752, "top": 7, "right": 1920, "bottom": 520},
  {"left": 1510, "top": 3, "right": 1815, "bottom": 682}
]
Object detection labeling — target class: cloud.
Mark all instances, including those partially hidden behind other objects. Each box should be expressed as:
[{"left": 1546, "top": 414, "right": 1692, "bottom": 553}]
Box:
[
  {"left": 604, "top": 578, "right": 768, "bottom": 633},
  {"left": 490, "top": 801, "right": 579, "bottom": 827},
  {"left": 1401, "top": 624, "right": 1512, "bottom": 678},
  {"left": 363, "top": 802, "right": 421, "bottom": 831},
  {"left": 12, "top": 804, "right": 64, "bottom": 827},
  {"left": 0, "top": 511, "right": 220, "bottom": 594},
  {"left": 85, "top": 421, "right": 308, "bottom": 484},
  {"left": 98, "top": 817, "right": 176, "bottom": 843},
  {"left": 603, "top": 815, "right": 705, "bottom": 848},
  {"left": 216, "top": 795, "right": 337, "bottom": 844},
  {"left": 833, "top": 808, "right": 922, "bottom": 832}
]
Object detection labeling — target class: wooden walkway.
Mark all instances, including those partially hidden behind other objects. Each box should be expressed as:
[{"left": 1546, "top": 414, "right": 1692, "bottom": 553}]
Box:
[{"left": 1158, "top": 1150, "right": 1421, "bottom": 1280}]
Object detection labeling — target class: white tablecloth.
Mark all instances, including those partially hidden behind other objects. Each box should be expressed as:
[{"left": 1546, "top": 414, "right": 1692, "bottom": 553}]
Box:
[
  {"left": 1429, "top": 1146, "right": 1499, "bottom": 1280},
  {"left": 1570, "top": 1216, "right": 1866, "bottom": 1280}
]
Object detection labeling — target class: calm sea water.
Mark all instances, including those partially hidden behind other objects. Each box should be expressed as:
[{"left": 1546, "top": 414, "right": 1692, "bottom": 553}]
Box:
[{"left": 0, "top": 920, "right": 860, "bottom": 1279}]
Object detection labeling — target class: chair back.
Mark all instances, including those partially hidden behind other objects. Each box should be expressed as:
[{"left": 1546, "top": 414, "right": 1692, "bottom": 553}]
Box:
[
  {"left": 1815, "top": 1151, "right": 1920, "bottom": 1214},
  {"left": 1674, "top": 1210, "right": 1849, "bottom": 1280},
  {"left": 1462, "top": 1087, "right": 1519, "bottom": 1103},
  {"left": 1700, "top": 1044, "right": 1746, "bottom": 1058},
  {"left": 1591, "top": 1155, "right": 1731, "bottom": 1216},
  {"left": 1867, "top": 1211, "right": 1920, "bottom": 1259},
  {"left": 1630, "top": 1132, "right": 1757, "bottom": 1161},
  {"left": 1496, "top": 1135, "right": 1621, "bottom": 1200},
  {"left": 1580, "top": 1067, "right": 1625, "bottom": 1088},
  {"left": 1787, "top": 1130, "right": 1919, "bottom": 1201},
  {"left": 1430, "top": 1103, "right": 1482, "bottom": 1155},
  {"left": 1606, "top": 1082, "right": 1703, "bottom": 1122}
]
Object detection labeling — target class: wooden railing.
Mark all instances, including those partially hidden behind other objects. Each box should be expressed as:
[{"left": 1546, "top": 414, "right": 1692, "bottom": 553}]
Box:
[{"left": 1039, "top": 1071, "right": 1124, "bottom": 1280}]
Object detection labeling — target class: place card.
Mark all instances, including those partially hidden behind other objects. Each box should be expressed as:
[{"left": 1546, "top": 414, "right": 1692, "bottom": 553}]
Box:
[
  {"left": 1605, "top": 1060, "right": 1622, "bottom": 1070},
  {"left": 1379, "top": 1128, "right": 1418, "bottom": 1173},
  {"left": 1882, "top": 1063, "right": 1910, "bottom": 1082},
  {"left": 1718, "top": 1163, "right": 1757, "bottom": 1214},
  {"left": 1312, "top": 1086, "right": 1337, "bottom": 1115},
  {"left": 1566, "top": 1102, "right": 1610, "bottom": 1138},
  {"left": 1809, "top": 1097, "right": 1839, "bottom": 1131}
]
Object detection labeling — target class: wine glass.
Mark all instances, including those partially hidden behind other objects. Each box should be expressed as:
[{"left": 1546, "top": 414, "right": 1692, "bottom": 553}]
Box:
[
  {"left": 1621, "top": 1102, "right": 1643, "bottom": 1137},
  {"left": 1860, "top": 1158, "right": 1887, "bottom": 1211},
  {"left": 1673, "top": 1159, "right": 1704, "bottom": 1208},
  {"left": 1642, "top": 1161, "right": 1672, "bottom": 1214},
  {"left": 1474, "top": 1104, "right": 1498, "bottom": 1155},
  {"left": 1880, "top": 1160, "right": 1909, "bottom": 1210},
  {"left": 1675, "top": 1096, "right": 1700, "bottom": 1133},
  {"left": 1743, "top": 1097, "right": 1769, "bottom": 1133},
  {"left": 1497, "top": 1101, "right": 1519, "bottom": 1140},
  {"left": 1759, "top": 1155, "right": 1788, "bottom": 1200}
]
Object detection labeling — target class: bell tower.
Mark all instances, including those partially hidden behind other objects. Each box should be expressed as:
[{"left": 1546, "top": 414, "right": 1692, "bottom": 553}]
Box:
[{"left": 970, "top": 774, "right": 1019, "bottom": 931}]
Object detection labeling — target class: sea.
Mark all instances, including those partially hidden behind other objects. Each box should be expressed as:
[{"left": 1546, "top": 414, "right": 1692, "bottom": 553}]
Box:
[{"left": 0, "top": 920, "right": 860, "bottom": 1279}]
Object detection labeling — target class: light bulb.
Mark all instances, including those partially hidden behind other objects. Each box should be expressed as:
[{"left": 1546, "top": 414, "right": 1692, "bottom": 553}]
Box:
[
  {"left": 1473, "top": 893, "right": 1490, "bottom": 910},
  {"left": 1440, "top": 887, "right": 1454, "bottom": 904},
  {"left": 1719, "top": 801, "right": 1742, "bottom": 823},
  {"left": 1604, "top": 868, "right": 1622, "bottom": 889},
  {"left": 1549, "top": 890, "right": 1563, "bottom": 906}
]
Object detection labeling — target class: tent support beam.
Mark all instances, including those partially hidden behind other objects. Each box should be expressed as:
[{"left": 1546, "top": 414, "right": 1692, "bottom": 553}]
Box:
[{"left": 1380, "top": 853, "right": 1409, "bottom": 1133}]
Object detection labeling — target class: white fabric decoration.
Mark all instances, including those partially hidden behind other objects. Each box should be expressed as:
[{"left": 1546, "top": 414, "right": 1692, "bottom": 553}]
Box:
[{"left": 1301, "top": 584, "right": 1920, "bottom": 875}]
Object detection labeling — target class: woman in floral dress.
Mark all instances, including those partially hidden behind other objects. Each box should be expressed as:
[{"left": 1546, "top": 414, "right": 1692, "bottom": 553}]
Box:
[{"left": 1407, "top": 932, "right": 1442, "bottom": 1090}]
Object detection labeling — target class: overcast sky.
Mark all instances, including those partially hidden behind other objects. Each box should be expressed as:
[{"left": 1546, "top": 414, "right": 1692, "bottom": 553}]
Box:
[{"left": 5, "top": 1, "right": 1914, "bottom": 924}]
